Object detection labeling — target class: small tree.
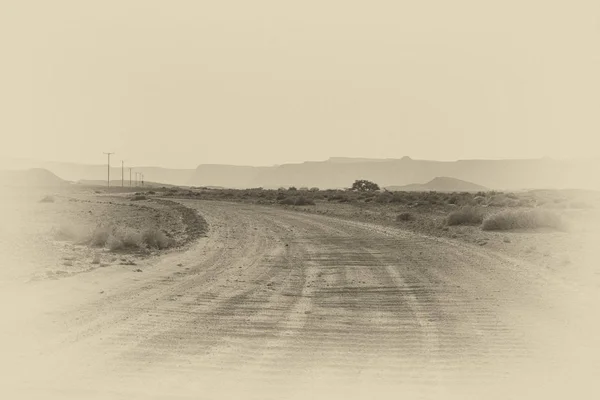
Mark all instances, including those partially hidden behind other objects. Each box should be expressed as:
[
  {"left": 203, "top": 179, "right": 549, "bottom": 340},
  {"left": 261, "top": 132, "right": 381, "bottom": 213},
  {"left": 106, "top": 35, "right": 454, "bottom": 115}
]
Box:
[{"left": 351, "top": 179, "right": 380, "bottom": 192}]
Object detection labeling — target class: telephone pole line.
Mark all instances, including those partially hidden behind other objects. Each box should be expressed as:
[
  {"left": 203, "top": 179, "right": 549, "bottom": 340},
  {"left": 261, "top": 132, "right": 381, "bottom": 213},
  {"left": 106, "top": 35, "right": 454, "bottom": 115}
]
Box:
[{"left": 103, "top": 152, "right": 114, "bottom": 189}]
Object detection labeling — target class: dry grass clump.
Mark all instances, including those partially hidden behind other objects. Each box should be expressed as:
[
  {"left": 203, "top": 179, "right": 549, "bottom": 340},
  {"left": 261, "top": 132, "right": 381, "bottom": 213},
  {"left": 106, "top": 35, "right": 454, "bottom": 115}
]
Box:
[
  {"left": 327, "top": 193, "right": 350, "bottom": 203},
  {"left": 446, "top": 206, "right": 485, "bottom": 226},
  {"left": 294, "top": 196, "right": 316, "bottom": 206},
  {"left": 278, "top": 197, "right": 296, "bottom": 205},
  {"left": 56, "top": 224, "right": 174, "bottom": 251},
  {"left": 375, "top": 193, "right": 392, "bottom": 203},
  {"left": 105, "top": 228, "right": 144, "bottom": 251},
  {"left": 482, "top": 209, "right": 565, "bottom": 231},
  {"left": 131, "top": 195, "right": 148, "bottom": 201},
  {"left": 396, "top": 212, "right": 414, "bottom": 222},
  {"left": 141, "top": 229, "right": 173, "bottom": 249},
  {"left": 278, "top": 196, "right": 316, "bottom": 206},
  {"left": 89, "top": 225, "right": 113, "bottom": 247}
]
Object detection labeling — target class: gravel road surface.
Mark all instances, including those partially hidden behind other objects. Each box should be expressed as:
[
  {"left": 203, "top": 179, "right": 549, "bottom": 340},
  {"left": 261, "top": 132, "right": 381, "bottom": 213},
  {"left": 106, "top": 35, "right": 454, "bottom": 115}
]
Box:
[{"left": 1, "top": 200, "right": 595, "bottom": 400}]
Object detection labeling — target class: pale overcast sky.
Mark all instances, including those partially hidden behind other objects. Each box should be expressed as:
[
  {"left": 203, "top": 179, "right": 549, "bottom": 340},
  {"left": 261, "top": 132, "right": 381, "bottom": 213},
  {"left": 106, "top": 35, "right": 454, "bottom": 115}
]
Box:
[{"left": 1, "top": 1, "right": 598, "bottom": 168}]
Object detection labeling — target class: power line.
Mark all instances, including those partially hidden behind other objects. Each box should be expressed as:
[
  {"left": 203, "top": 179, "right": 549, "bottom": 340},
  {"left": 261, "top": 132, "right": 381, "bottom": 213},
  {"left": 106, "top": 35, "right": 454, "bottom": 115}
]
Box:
[{"left": 103, "top": 152, "right": 114, "bottom": 189}]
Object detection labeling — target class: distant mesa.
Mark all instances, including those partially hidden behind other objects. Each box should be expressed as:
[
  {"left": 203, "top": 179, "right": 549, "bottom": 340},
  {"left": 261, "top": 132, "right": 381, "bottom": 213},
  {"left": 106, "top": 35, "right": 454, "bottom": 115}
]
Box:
[
  {"left": 2, "top": 156, "right": 599, "bottom": 191},
  {"left": 327, "top": 157, "right": 397, "bottom": 163},
  {"left": 0, "top": 168, "right": 69, "bottom": 187},
  {"left": 386, "top": 177, "right": 488, "bottom": 192}
]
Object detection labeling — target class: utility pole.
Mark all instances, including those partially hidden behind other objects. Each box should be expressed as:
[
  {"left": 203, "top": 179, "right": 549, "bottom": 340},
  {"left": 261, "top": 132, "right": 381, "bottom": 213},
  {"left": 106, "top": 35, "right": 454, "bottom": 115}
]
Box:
[
  {"left": 103, "top": 152, "right": 114, "bottom": 189},
  {"left": 121, "top": 160, "right": 124, "bottom": 188},
  {"left": 141, "top": 173, "right": 144, "bottom": 187},
  {"left": 129, "top": 168, "right": 132, "bottom": 187}
]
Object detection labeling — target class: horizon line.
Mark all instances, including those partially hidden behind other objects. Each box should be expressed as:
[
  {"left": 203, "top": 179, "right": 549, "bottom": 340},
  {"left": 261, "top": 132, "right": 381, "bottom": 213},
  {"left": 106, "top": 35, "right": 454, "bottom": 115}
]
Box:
[{"left": 1, "top": 155, "right": 594, "bottom": 170}]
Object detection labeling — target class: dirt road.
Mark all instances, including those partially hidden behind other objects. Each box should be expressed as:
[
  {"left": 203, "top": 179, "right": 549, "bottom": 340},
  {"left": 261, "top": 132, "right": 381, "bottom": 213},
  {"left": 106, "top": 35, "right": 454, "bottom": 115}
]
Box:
[{"left": 2, "top": 200, "right": 596, "bottom": 399}]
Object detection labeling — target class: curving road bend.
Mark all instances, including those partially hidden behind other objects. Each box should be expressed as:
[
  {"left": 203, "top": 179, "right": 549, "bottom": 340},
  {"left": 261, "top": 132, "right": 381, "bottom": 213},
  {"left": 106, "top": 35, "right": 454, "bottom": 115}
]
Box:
[{"left": 2, "top": 200, "right": 592, "bottom": 400}]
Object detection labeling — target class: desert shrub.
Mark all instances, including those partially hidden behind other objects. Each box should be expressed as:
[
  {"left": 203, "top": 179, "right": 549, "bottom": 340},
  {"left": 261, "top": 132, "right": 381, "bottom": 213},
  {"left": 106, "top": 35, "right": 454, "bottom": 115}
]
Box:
[
  {"left": 309, "top": 187, "right": 320, "bottom": 192},
  {"left": 515, "top": 198, "right": 535, "bottom": 208},
  {"left": 278, "top": 197, "right": 296, "bottom": 205},
  {"left": 312, "top": 192, "right": 326, "bottom": 200},
  {"left": 295, "top": 196, "right": 316, "bottom": 206},
  {"left": 328, "top": 193, "right": 349, "bottom": 203},
  {"left": 488, "top": 194, "right": 508, "bottom": 207},
  {"left": 447, "top": 195, "right": 458, "bottom": 205},
  {"left": 40, "top": 195, "right": 55, "bottom": 203},
  {"left": 120, "top": 228, "right": 143, "bottom": 248},
  {"left": 89, "top": 225, "right": 113, "bottom": 247},
  {"left": 396, "top": 212, "right": 414, "bottom": 222},
  {"left": 106, "top": 234, "right": 124, "bottom": 251},
  {"left": 389, "top": 193, "right": 406, "bottom": 204},
  {"left": 446, "top": 206, "right": 485, "bottom": 226},
  {"left": 375, "top": 193, "right": 392, "bottom": 203},
  {"left": 482, "top": 209, "right": 565, "bottom": 231},
  {"left": 107, "top": 228, "right": 144, "bottom": 251},
  {"left": 142, "top": 229, "right": 173, "bottom": 249},
  {"left": 73, "top": 224, "right": 173, "bottom": 252},
  {"left": 288, "top": 186, "right": 297, "bottom": 191},
  {"left": 131, "top": 195, "right": 147, "bottom": 201},
  {"left": 413, "top": 200, "right": 431, "bottom": 207},
  {"left": 424, "top": 191, "right": 440, "bottom": 202},
  {"left": 473, "top": 196, "right": 486, "bottom": 204},
  {"left": 278, "top": 196, "right": 316, "bottom": 206},
  {"left": 221, "top": 191, "right": 235, "bottom": 198}
]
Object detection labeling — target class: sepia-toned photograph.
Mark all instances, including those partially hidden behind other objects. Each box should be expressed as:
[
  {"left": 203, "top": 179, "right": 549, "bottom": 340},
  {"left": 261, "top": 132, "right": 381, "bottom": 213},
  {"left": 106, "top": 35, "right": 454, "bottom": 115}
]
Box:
[{"left": 1, "top": 1, "right": 598, "bottom": 399}]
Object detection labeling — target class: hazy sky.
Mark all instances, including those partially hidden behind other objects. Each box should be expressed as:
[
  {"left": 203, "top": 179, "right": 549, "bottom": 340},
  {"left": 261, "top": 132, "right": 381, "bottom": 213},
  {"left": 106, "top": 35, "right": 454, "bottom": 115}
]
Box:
[{"left": 1, "top": 1, "right": 598, "bottom": 168}]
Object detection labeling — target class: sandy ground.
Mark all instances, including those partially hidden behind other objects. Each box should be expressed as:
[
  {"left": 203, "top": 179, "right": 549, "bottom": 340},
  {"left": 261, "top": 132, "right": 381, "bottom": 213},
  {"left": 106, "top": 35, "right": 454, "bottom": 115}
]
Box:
[
  {"left": 0, "top": 188, "right": 206, "bottom": 284},
  {"left": 1, "top": 198, "right": 598, "bottom": 400}
]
